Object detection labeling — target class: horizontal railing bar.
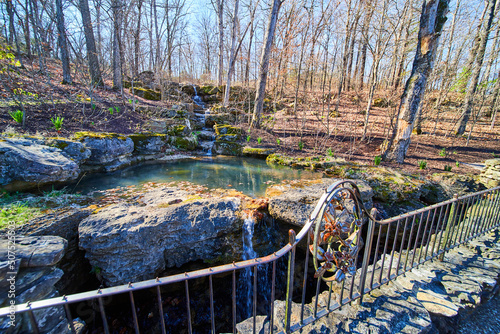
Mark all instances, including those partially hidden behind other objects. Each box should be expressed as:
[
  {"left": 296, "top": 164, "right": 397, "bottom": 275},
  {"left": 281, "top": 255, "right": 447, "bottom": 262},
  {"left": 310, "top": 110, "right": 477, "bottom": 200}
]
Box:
[
  {"left": 1, "top": 183, "right": 498, "bottom": 333},
  {"left": 0, "top": 245, "right": 292, "bottom": 316},
  {"left": 377, "top": 186, "right": 500, "bottom": 225}
]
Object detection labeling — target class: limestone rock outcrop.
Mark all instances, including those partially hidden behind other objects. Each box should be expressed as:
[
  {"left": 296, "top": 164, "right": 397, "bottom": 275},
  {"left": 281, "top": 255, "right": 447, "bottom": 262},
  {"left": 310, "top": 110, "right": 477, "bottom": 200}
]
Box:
[
  {"left": 480, "top": 158, "right": 500, "bottom": 188},
  {"left": 0, "top": 138, "right": 80, "bottom": 191},
  {"left": 78, "top": 186, "right": 244, "bottom": 286},
  {"left": 0, "top": 236, "right": 70, "bottom": 334},
  {"left": 74, "top": 132, "right": 134, "bottom": 172},
  {"left": 266, "top": 179, "right": 373, "bottom": 227}
]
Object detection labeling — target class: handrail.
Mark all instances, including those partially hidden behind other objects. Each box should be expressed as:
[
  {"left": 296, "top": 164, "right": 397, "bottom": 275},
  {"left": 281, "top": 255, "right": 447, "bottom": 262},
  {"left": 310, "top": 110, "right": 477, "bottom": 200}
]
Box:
[{"left": 1, "top": 183, "right": 499, "bottom": 334}]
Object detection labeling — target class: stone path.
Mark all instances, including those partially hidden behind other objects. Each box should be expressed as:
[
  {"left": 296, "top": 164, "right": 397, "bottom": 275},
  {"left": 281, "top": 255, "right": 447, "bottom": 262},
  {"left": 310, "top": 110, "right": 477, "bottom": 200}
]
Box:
[{"left": 237, "top": 229, "right": 500, "bottom": 333}]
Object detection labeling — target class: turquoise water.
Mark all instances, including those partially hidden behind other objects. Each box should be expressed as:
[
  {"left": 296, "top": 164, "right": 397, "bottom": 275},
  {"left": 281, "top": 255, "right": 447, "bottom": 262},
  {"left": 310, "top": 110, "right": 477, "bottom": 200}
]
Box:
[{"left": 72, "top": 156, "right": 321, "bottom": 197}]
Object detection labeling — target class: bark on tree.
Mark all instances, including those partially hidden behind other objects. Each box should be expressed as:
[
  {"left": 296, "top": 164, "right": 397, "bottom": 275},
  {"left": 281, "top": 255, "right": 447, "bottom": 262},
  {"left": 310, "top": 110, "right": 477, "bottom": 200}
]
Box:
[
  {"left": 78, "top": 0, "right": 103, "bottom": 86},
  {"left": 382, "top": 0, "right": 450, "bottom": 163},
  {"left": 112, "top": 0, "right": 123, "bottom": 90},
  {"left": 214, "top": 0, "right": 225, "bottom": 87},
  {"left": 223, "top": 0, "right": 240, "bottom": 106},
  {"left": 56, "top": 0, "right": 72, "bottom": 84},
  {"left": 456, "top": 0, "right": 497, "bottom": 135},
  {"left": 250, "top": 0, "right": 283, "bottom": 129},
  {"left": 134, "top": 0, "right": 143, "bottom": 77}
]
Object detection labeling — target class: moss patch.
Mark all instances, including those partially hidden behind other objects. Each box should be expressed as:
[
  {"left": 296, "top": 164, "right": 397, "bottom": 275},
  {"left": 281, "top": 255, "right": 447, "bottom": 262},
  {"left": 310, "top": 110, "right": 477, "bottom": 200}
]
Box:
[
  {"left": 73, "top": 131, "right": 128, "bottom": 141},
  {"left": 172, "top": 136, "right": 197, "bottom": 151},
  {"left": 132, "top": 87, "right": 161, "bottom": 101}
]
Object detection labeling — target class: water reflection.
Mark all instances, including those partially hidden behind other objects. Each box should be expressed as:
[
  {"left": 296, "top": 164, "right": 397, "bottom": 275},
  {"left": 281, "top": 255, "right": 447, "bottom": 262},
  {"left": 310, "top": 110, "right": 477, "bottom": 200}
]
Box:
[{"left": 71, "top": 156, "right": 321, "bottom": 197}]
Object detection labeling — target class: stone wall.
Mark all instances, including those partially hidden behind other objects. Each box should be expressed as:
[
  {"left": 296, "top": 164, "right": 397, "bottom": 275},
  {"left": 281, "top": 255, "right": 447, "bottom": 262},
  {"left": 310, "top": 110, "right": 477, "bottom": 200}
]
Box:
[{"left": 480, "top": 158, "right": 500, "bottom": 188}]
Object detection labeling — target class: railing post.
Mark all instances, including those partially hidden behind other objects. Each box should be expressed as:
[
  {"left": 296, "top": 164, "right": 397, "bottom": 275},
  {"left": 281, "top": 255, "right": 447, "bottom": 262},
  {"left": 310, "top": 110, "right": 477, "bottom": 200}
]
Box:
[
  {"left": 439, "top": 194, "right": 459, "bottom": 260},
  {"left": 359, "top": 209, "right": 377, "bottom": 305},
  {"left": 285, "top": 229, "right": 297, "bottom": 334}
]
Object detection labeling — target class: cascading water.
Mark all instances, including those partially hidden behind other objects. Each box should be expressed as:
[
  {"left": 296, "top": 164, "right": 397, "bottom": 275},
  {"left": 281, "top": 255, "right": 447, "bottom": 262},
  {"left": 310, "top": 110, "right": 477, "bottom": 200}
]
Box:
[
  {"left": 192, "top": 85, "right": 206, "bottom": 108},
  {"left": 240, "top": 213, "right": 257, "bottom": 318}
]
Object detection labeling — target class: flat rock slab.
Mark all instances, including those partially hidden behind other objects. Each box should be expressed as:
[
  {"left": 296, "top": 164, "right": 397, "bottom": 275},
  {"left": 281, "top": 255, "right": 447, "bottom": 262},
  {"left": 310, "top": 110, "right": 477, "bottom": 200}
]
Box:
[
  {"left": 0, "top": 236, "right": 67, "bottom": 268},
  {"left": 79, "top": 185, "right": 246, "bottom": 286},
  {"left": 417, "top": 290, "right": 459, "bottom": 317},
  {"left": 0, "top": 138, "right": 80, "bottom": 191},
  {"left": 266, "top": 179, "right": 373, "bottom": 227}
]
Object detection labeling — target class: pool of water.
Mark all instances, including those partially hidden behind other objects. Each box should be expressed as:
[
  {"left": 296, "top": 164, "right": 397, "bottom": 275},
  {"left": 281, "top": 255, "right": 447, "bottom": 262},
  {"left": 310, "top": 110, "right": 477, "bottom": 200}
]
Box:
[{"left": 71, "top": 156, "right": 322, "bottom": 197}]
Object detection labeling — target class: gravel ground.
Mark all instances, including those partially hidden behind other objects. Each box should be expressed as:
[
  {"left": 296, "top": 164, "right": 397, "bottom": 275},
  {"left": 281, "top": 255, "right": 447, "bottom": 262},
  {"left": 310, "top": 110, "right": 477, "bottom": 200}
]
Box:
[{"left": 458, "top": 289, "right": 500, "bottom": 334}]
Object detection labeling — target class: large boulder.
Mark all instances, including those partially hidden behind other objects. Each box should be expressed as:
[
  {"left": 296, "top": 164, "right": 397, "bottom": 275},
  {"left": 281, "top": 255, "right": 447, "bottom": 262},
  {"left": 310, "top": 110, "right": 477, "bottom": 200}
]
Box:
[
  {"left": 78, "top": 186, "right": 244, "bottom": 286},
  {"left": 128, "top": 133, "right": 170, "bottom": 155},
  {"left": 0, "top": 138, "right": 80, "bottom": 191},
  {"left": 266, "top": 179, "right": 373, "bottom": 227},
  {"left": 430, "top": 173, "right": 485, "bottom": 198},
  {"left": 74, "top": 132, "right": 134, "bottom": 171}
]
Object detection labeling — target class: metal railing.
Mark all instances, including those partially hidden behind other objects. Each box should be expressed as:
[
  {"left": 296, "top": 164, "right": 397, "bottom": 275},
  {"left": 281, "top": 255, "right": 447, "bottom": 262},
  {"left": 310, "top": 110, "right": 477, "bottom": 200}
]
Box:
[{"left": 1, "top": 182, "right": 499, "bottom": 334}]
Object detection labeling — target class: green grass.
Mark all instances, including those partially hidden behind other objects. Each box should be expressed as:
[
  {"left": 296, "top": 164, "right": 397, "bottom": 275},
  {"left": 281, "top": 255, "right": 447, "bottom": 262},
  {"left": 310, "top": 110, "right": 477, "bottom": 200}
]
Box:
[
  {"left": 0, "top": 202, "right": 41, "bottom": 229},
  {"left": 0, "top": 188, "right": 81, "bottom": 230}
]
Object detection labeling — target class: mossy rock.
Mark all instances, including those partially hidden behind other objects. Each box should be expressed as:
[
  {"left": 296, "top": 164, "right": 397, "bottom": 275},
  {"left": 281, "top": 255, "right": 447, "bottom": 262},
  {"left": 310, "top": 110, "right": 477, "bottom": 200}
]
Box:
[
  {"left": 128, "top": 133, "right": 169, "bottom": 154},
  {"left": 171, "top": 135, "right": 197, "bottom": 151},
  {"left": 200, "top": 85, "right": 219, "bottom": 95},
  {"left": 212, "top": 141, "right": 243, "bottom": 156},
  {"left": 167, "top": 125, "right": 189, "bottom": 136},
  {"left": 205, "top": 113, "right": 234, "bottom": 128},
  {"left": 216, "top": 133, "right": 241, "bottom": 142},
  {"left": 242, "top": 147, "right": 276, "bottom": 158},
  {"left": 214, "top": 124, "right": 242, "bottom": 136},
  {"left": 132, "top": 87, "right": 161, "bottom": 101},
  {"left": 73, "top": 132, "right": 128, "bottom": 141},
  {"left": 123, "top": 80, "right": 143, "bottom": 89}
]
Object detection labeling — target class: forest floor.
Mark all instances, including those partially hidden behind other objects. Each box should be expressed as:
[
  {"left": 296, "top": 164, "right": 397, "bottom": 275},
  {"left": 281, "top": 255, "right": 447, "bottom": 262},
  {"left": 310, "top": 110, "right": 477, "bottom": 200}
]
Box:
[{"left": 1, "top": 57, "right": 499, "bottom": 178}]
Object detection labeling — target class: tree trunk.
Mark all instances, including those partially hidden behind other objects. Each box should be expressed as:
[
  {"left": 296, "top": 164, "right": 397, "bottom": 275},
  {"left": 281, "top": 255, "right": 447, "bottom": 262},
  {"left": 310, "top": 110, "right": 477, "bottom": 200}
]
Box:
[
  {"left": 382, "top": 0, "right": 450, "bottom": 163},
  {"left": 23, "top": 0, "right": 31, "bottom": 58},
  {"left": 224, "top": 0, "right": 240, "bottom": 106},
  {"left": 216, "top": 0, "right": 225, "bottom": 87},
  {"left": 250, "top": 0, "right": 283, "bottom": 129},
  {"left": 456, "top": 0, "right": 497, "bottom": 135},
  {"left": 56, "top": 0, "right": 72, "bottom": 84},
  {"left": 134, "top": 0, "right": 143, "bottom": 78},
  {"left": 112, "top": 0, "right": 123, "bottom": 90},
  {"left": 78, "top": 0, "right": 103, "bottom": 86}
]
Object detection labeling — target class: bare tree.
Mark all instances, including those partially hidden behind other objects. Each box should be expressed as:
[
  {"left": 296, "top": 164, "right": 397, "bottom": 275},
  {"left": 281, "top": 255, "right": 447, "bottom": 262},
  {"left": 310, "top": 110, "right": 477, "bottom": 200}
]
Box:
[
  {"left": 382, "top": 0, "right": 450, "bottom": 163},
  {"left": 78, "top": 0, "right": 103, "bottom": 86},
  {"left": 456, "top": 0, "right": 497, "bottom": 135},
  {"left": 250, "top": 0, "right": 284, "bottom": 129},
  {"left": 55, "top": 0, "right": 72, "bottom": 84}
]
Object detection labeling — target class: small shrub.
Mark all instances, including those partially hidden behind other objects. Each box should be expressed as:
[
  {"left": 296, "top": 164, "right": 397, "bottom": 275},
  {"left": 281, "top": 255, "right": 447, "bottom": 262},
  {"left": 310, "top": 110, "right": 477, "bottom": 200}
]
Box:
[
  {"left": 456, "top": 161, "right": 460, "bottom": 167},
  {"left": 374, "top": 156, "right": 381, "bottom": 166},
  {"left": 246, "top": 135, "right": 251, "bottom": 142},
  {"left": 444, "top": 165, "right": 452, "bottom": 172},
  {"left": 439, "top": 148, "right": 446, "bottom": 157},
  {"left": 51, "top": 116, "right": 64, "bottom": 131},
  {"left": 9, "top": 110, "right": 23, "bottom": 123},
  {"left": 419, "top": 160, "right": 427, "bottom": 170},
  {"left": 276, "top": 138, "right": 280, "bottom": 145},
  {"left": 298, "top": 141, "right": 304, "bottom": 150},
  {"left": 327, "top": 147, "right": 334, "bottom": 157},
  {"left": 109, "top": 107, "right": 114, "bottom": 115},
  {"left": 257, "top": 137, "right": 262, "bottom": 144}
]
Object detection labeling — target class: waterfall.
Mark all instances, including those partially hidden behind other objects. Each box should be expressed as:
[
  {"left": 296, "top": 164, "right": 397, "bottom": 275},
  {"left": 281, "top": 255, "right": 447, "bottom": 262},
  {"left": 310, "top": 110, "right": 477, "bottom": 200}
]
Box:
[
  {"left": 240, "top": 214, "right": 257, "bottom": 319},
  {"left": 192, "top": 85, "right": 206, "bottom": 108}
]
